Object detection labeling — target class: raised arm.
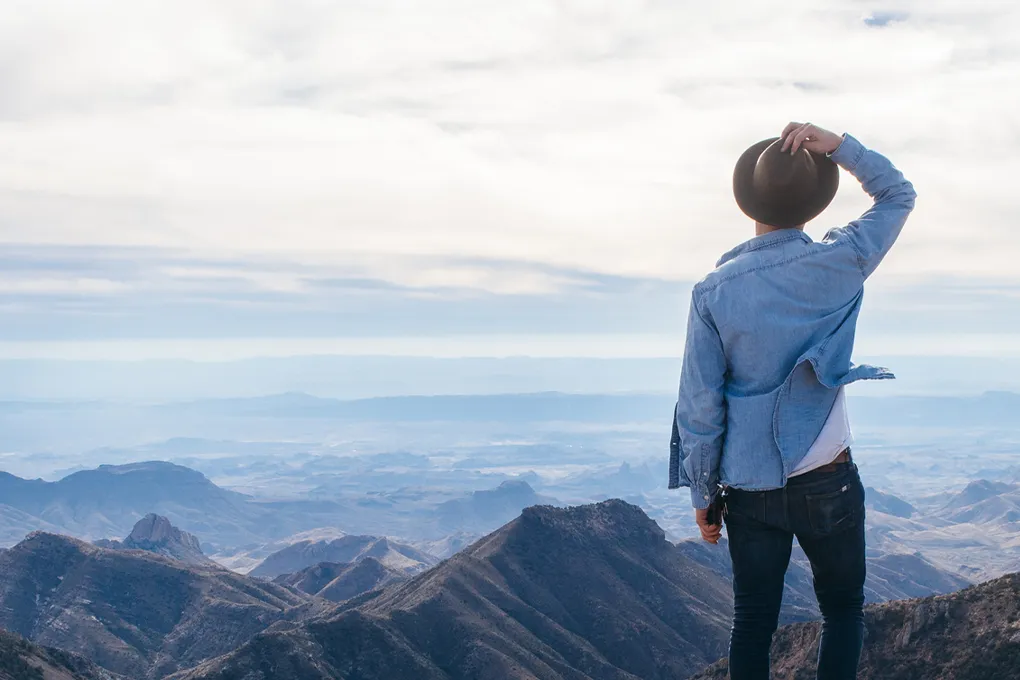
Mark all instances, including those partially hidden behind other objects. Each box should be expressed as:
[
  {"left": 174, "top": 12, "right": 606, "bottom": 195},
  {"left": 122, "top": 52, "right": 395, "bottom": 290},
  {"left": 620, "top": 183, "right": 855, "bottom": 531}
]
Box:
[
  {"left": 670, "top": 291, "right": 727, "bottom": 510},
  {"left": 824, "top": 134, "right": 917, "bottom": 277},
  {"left": 782, "top": 122, "right": 917, "bottom": 278}
]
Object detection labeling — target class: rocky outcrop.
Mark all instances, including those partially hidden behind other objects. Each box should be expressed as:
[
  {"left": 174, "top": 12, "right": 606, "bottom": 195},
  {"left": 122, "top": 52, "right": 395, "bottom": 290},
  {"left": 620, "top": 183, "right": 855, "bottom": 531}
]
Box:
[
  {"left": 98, "top": 514, "right": 214, "bottom": 567},
  {"left": 691, "top": 572, "right": 1020, "bottom": 679}
]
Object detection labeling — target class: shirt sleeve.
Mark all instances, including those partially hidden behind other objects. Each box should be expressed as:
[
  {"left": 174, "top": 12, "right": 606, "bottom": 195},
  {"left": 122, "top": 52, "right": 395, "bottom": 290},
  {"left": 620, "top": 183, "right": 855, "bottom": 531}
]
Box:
[
  {"left": 824, "top": 134, "right": 917, "bottom": 279},
  {"left": 671, "top": 292, "right": 727, "bottom": 509}
]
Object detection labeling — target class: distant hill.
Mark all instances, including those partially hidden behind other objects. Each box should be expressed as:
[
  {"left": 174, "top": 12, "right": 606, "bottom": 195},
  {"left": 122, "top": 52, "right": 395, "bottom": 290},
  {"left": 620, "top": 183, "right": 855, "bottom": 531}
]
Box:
[
  {"left": 691, "top": 572, "right": 1020, "bottom": 679},
  {"left": 0, "top": 462, "right": 369, "bottom": 553},
  {"left": 273, "top": 557, "right": 407, "bottom": 602},
  {"left": 250, "top": 535, "right": 436, "bottom": 578},
  {"left": 0, "top": 532, "right": 315, "bottom": 679},
  {"left": 94, "top": 514, "right": 215, "bottom": 567},
  {"left": 0, "top": 462, "right": 261, "bottom": 546},
  {"left": 174, "top": 500, "right": 735, "bottom": 680},
  {"left": 434, "top": 480, "right": 559, "bottom": 533},
  {"left": 865, "top": 487, "right": 916, "bottom": 519},
  {"left": 0, "top": 628, "right": 122, "bottom": 680},
  {"left": 942, "top": 479, "right": 1018, "bottom": 512}
]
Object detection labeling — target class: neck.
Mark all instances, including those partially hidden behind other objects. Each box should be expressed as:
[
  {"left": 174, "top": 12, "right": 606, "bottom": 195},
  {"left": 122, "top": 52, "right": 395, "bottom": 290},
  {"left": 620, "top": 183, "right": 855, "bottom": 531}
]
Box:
[{"left": 755, "top": 222, "right": 804, "bottom": 236}]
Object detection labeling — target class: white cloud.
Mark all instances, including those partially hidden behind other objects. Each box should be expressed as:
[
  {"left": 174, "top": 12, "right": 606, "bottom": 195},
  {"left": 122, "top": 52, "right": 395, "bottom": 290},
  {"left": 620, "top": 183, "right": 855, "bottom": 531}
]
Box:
[{"left": 0, "top": 0, "right": 1018, "bottom": 291}]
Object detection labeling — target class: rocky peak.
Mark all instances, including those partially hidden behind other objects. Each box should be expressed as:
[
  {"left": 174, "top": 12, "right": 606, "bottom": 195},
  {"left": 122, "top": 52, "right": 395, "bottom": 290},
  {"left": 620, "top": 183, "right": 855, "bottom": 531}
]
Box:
[
  {"left": 120, "top": 513, "right": 211, "bottom": 566},
  {"left": 517, "top": 498, "right": 666, "bottom": 546}
]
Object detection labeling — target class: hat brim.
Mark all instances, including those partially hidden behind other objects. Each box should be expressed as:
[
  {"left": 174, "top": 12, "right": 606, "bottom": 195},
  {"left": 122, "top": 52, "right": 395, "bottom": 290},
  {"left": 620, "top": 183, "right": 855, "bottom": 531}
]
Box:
[{"left": 733, "top": 137, "right": 839, "bottom": 228}]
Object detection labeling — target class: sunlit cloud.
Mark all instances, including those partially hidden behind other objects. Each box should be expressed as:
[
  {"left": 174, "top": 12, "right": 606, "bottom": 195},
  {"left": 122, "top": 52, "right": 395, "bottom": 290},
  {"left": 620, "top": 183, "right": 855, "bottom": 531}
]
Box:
[{"left": 0, "top": 0, "right": 1017, "bottom": 350}]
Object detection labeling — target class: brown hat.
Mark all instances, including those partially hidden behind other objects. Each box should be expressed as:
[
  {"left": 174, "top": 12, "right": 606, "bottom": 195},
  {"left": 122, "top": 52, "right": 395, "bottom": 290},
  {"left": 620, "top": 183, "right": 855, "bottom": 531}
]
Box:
[{"left": 733, "top": 137, "right": 839, "bottom": 228}]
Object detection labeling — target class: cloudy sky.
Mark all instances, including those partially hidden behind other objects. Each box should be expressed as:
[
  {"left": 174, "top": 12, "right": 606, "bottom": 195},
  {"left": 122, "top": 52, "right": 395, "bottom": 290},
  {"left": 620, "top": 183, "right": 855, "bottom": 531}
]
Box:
[{"left": 1, "top": 0, "right": 1019, "bottom": 360}]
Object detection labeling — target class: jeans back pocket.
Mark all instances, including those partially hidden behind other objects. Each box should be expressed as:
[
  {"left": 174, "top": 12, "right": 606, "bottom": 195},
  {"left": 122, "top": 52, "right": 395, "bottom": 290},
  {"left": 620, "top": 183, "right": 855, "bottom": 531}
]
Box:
[{"left": 804, "top": 482, "right": 862, "bottom": 536}]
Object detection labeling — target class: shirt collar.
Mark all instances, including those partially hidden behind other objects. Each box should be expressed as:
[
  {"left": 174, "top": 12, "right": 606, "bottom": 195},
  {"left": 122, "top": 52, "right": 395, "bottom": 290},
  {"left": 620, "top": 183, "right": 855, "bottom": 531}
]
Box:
[{"left": 716, "top": 229, "right": 813, "bottom": 267}]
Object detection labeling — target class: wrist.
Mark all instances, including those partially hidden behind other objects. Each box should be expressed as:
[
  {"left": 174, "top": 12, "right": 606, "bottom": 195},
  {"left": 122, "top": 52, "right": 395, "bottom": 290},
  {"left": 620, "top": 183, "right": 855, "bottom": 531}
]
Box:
[{"left": 826, "top": 133, "right": 847, "bottom": 157}]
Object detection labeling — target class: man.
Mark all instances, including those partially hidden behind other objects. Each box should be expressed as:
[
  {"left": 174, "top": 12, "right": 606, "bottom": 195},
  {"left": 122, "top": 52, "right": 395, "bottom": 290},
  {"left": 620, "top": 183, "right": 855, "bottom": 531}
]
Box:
[{"left": 668, "top": 122, "right": 916, "bottom": 679}]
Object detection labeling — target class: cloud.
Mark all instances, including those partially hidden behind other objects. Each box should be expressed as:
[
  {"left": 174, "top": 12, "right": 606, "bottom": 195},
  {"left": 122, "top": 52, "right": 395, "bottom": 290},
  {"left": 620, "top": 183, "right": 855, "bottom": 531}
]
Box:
[{"left": 0, "top": 0, "right": 1018, "bottom": 352}]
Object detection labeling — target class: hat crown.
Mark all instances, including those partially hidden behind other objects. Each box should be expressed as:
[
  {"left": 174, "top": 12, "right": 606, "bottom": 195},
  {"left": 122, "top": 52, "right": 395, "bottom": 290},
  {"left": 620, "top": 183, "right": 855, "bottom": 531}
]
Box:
[
  {"left": 751, "top": 140, "right": 819, "bottom": 208},
  {"left": 733, "top": 136, "right": 839, "bottom": 229}
]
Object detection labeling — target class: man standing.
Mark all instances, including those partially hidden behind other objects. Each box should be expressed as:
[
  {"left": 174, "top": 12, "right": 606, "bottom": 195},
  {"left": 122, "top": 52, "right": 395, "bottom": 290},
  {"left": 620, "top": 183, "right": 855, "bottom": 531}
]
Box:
[{"left": 669, "top": 122, "right": 916, "bottom": 679}]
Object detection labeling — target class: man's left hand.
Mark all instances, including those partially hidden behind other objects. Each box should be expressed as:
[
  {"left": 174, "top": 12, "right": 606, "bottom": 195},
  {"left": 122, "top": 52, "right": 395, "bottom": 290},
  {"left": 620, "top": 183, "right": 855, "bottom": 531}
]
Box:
[{"left": 696, "top": 508, "right": 722, "bottom": 544}]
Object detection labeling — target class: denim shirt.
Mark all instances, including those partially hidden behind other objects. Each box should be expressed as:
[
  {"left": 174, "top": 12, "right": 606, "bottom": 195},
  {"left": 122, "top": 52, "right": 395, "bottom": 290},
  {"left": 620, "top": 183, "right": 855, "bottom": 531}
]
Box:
[{"left": 669, "top": 134, "right": 916, "bottom": 509}]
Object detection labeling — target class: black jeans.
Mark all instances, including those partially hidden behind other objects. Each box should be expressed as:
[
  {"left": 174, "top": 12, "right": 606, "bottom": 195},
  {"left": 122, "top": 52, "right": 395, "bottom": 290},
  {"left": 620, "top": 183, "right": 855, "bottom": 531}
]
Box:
[{"left": 723, "top": 461, "right": 866, "bottom": 680}]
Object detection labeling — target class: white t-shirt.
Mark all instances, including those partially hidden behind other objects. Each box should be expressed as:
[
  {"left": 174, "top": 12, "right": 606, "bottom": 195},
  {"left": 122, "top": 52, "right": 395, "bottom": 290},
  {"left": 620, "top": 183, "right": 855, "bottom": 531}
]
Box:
[{"left": 789, "top": 386, "right": 853, "bottom": 477}]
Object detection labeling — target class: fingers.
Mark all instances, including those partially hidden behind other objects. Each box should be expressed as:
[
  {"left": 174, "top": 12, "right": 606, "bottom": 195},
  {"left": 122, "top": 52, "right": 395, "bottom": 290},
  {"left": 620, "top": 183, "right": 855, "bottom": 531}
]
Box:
[
  {"left": 790, "top": 123, "right": 817, "bottom": 154},
  {"left": 781, "top": 121, "right": 802, "bottom": 144},
  {"left": 695, "top": 507, "right": 722, "bottom": 544},
  {"left": 781, "top": 122, "right": 810, "bottom": 152}
]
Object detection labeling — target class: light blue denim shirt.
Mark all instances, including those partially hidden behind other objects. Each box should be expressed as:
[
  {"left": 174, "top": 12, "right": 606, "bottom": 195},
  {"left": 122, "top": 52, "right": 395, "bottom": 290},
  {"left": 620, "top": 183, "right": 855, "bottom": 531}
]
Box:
[{"left": 669, "top": 134, "right": 916, "bottom": 509}]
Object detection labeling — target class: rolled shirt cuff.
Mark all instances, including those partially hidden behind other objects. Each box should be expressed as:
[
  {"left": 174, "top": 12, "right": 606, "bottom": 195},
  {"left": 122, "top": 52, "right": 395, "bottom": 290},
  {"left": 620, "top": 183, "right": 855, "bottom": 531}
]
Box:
[
  {"left": 829, "top": 133, "right": 866, "bottom": 171},
  {"left": 691, "top": 485, "right": 715, "bottom": 510}
]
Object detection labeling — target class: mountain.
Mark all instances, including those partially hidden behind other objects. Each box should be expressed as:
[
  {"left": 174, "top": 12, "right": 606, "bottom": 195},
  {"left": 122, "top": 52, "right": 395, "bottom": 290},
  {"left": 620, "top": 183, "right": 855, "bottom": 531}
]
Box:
[
  {"left": 95, "top": 514, "right": 214, "bottom": 566},
  {"left": 434, "top": 480, "right": 558, "bottom": 533},
  {"left": 0, "top": 503, "right": 63, "bottom": 547},
  {"left": 0, "top": 463, "right": 369, "bottom": 555},
  {"left": 0, "top": 532, "right": 315, "bottom": 679},
  {"left": 0, "top": 628, "right": 122, "bottom": 680},
  {"left": 0, "top": 462, "right": 261, "bottom": 547},
  {"left": 250, "top": 535, "right": 437, "bottom": 578},
  {"left": 942, "top": 479, "right": 1018, "bottom": 512},
  {"left": 411, "top": 530, "right": 480, "bottom": 559},
  {"left": 174, "top": 500, "right": 734, "bottom": 680},
  {"left": 210, "top": 527, "right": 350, "bottom": 573},
  {"left": 273, "top": 557, "right": 407, "bottom": 602},
  {"left": 691, "top": 572, "right": 1020, "bottom": 679},
  {"left": 865, "top": 487, "right": 916, "bottom": 519}
]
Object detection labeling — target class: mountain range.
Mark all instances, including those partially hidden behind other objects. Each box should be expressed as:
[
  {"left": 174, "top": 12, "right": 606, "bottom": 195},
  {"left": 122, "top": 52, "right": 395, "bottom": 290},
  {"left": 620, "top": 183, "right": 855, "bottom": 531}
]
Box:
[
  {"left": 0, "top": 531, "right": 319, "bottom": 679},
  {"left": 175, "top": 500, "right": 734, "bottom": 680},
  {"left": 0, "top": 497, "right": 1012, "bottom": 679},
  {"left": 249, "top": 534, "right": 436, "bottom": 578},
  {"left": 0, "top": 462, "right": 554, "bottom": 560}
]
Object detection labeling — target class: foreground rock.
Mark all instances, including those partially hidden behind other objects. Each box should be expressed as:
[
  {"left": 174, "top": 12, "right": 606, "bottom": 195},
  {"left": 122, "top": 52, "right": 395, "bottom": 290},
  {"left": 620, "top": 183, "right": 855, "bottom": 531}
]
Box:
[
  {"left": 691, "top": 572, "right": 1020, "bottom": 679},
  {"left": 0, "top": 627, "right": 122, "bottom": 679}
]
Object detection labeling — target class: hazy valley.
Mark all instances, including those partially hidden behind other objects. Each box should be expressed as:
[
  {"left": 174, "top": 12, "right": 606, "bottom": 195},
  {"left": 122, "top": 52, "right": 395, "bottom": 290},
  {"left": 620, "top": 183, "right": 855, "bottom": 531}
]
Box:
[{"left": 3, "top": 360, "right": 1020, "bottom": 678}]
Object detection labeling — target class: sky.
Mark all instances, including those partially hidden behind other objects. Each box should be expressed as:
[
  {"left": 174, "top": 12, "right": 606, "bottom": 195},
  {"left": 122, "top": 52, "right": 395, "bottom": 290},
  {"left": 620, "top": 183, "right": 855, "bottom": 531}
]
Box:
[{"left": 2, "top": 0, "right": 1019, "bottom": 360}]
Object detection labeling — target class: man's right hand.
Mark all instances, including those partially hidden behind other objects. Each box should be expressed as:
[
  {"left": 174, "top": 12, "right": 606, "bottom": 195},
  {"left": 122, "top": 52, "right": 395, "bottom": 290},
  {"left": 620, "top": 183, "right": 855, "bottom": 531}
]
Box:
[{"left": 780, "top": 122, "right": 843, "bottom": 155}]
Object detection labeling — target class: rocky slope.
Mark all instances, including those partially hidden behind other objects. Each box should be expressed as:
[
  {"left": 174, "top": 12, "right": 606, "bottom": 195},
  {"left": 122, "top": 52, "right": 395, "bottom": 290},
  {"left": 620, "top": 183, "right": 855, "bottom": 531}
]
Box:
[
  {"left": 0, "top": 628, "right": 122, "bottom": 680},
  {"left": 250, "top": 534, "right": 436, "bottom": 578},
  {"left": 691, "top": 572, "right": 1020, "bottom": 679},
  {"left": 0, "top": 532, "right": 317, "bottom": 679},
  {"left": 272, "top": 557, "right": 407, "bottom": 602},
  {"left": 94, "top": 514, "right": 213, "bottom": 567},
  {"left": 174, "top": 500, "right": 735, "bottom": 680}
]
